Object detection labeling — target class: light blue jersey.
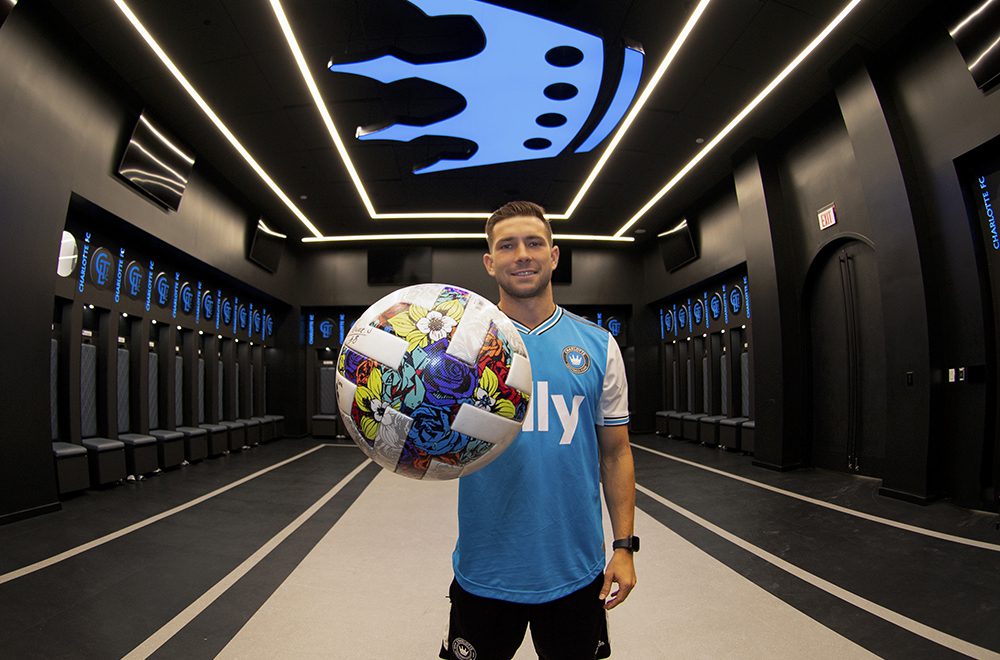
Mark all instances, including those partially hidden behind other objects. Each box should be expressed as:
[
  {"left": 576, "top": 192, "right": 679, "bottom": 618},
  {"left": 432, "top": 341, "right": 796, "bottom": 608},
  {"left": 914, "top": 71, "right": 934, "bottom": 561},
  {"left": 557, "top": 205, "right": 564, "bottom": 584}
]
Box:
[{"left": 453, "top": 306, "right": 630, "bottom": 603}]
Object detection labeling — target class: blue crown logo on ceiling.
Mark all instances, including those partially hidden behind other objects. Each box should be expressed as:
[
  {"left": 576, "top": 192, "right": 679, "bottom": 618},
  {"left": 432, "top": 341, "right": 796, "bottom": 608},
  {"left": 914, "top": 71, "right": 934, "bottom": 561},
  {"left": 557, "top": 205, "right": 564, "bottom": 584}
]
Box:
[{"left": 328, "top": 0, "right": 644, "bottom": 174}]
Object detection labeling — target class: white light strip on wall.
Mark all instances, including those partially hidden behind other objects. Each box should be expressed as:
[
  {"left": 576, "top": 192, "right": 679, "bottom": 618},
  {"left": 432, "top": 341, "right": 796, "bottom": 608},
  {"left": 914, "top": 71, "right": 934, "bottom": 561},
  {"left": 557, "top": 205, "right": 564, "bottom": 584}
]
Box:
[
  {"left": 613, "top": 0, "right": 863, "bottom": 238},
  {"left": 113, "top": 0, "right": 324, "bottom": 238},
  {"left": 561, "top": 0, "right": 712, "bottom": 219},
  {"left": 302, "top": 233, "right": 633, "bottom": 244}
]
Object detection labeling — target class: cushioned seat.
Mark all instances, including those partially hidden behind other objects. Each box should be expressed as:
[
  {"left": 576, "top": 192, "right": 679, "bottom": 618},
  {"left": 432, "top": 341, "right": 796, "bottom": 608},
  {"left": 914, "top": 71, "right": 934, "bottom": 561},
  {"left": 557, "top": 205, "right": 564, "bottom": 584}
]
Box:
[
  {"left": 665, "top": 410, "right": 686, "bottom": 438},
  {"left": 654, "top": 411, "right": 671, "bottom": 435},
  {"left": 680, "top": 413, "right": 707, "bottom": 442},
  {"left": 697, "top": 415, "right": 727, "bottom": 447},
  {"left": 250, "top": 416, "right": 274, "bottom": 443},
  {"left": 740, "top": 420, "right": 755, "bottom": 454},
  {"left": 218, "top": 420, "right": 247, "bottom": 451},
  {"left": 118, "top": 433, "right": 159, "bottom": 477},
  {"left": 80, "top": 436, "right": 126, "bottom": 486},
  {"left": 719, "top": 416, "right": 751, "bottom": 451},
  {"left": 176, "top": 426, "right": 209, "bottom": 462},
  {"left": 198, "top": 423, "right": 229, "bottom": 456},
  {"left": 52, "top": 442, "right": 90, "bottom": 494},
  {"left": 312, "top": 413, "right": 339, "bottom": 438},
  {"left": 263, "top": 414, "right": 285, "bottom": 438},
  {"left": 235, "top": 418, "right": 260, "bottom": 447},
  {"left": 148, "top": 429, "right": 185, "bottom": 468}
]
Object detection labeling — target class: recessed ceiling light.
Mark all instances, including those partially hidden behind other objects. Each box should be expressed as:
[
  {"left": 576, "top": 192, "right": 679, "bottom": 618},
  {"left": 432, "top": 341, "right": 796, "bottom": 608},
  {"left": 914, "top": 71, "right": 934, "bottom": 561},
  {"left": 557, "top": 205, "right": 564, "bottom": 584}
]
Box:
[
  {"left": 695, "top": 137, "right": 705, "bottom": 144},
  {"left": 614, "top": 0, "right": 864, "bottom": 237}
]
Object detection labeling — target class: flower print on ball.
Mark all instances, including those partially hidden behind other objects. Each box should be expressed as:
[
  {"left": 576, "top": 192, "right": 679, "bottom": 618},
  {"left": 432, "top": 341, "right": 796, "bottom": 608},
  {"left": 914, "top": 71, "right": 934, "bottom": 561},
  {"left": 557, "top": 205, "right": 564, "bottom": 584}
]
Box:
[
  {"left": 336, "top": 283, "right": 531, "bottom": 480},
  {"left": 422, "top": 340, "right": 478, "bottom": 407},
  {"left": 387, "top": 301, "right": 464, "bottom": 351},
  {"left": 352, "top": 368, "right": 398, "bottom": 443}
]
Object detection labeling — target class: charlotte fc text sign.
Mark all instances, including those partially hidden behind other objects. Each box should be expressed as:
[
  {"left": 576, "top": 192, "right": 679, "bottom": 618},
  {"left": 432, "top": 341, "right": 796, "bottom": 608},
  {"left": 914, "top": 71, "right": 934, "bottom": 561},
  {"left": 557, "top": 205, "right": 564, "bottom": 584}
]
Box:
[{"left": 69, "top": 230, "right": 276, "bottom": 343}]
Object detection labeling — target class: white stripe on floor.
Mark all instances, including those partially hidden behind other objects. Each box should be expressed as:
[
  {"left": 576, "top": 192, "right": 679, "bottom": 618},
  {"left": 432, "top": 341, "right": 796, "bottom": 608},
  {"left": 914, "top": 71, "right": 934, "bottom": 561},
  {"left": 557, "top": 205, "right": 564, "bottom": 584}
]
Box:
[
  {"left": 637, "top": 483, "right": 999, "bottom": 659},
  {"left": 122, "top": 458, "right": 373, "bottom": 660},
  {"left": 218, "top": 471, "right": 875, "bottom": 659},
  {"left": 632, "top": 442, "right": 1000, "bottom": 552},
  {"left": 0, "top": 444, "right": 350, "bottom": 585}
]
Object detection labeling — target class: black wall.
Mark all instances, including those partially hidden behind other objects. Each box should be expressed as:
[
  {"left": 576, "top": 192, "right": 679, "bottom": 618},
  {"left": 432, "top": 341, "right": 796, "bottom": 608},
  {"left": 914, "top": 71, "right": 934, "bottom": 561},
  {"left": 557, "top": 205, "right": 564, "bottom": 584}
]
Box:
[
  {"left": 0, "top": 3, "right": 299, "bottom": 522},
  {"left": 633, "top": 10, "right": 1000, "bottom": 509},
  {"left": 295, "top": 247, "right": 638, "bottom": 308},
  {"left": 2, "top": 2, "right": 1000, "bottom": 521}
]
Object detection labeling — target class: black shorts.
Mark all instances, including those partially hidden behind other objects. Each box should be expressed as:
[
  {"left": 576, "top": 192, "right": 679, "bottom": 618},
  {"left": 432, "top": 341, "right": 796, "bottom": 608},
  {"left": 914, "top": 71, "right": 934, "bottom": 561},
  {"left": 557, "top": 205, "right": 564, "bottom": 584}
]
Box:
[{"left": 439, "top": 574, "right": 611, "bottom": 660}]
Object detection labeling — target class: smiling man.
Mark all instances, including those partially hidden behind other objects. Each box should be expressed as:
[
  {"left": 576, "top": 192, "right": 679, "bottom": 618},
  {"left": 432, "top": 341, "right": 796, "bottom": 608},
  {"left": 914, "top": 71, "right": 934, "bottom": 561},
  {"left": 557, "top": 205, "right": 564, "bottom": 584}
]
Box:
[{"left": 440, "top": 201, "right": 638, "bottom": 660}]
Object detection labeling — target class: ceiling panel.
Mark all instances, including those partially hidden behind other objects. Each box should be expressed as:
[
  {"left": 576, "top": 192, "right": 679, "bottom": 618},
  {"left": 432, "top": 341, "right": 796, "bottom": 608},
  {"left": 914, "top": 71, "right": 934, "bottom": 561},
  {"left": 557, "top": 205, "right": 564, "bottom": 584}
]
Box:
[{"left": 45, "top": 0, "right": 932, "bottom": 244}]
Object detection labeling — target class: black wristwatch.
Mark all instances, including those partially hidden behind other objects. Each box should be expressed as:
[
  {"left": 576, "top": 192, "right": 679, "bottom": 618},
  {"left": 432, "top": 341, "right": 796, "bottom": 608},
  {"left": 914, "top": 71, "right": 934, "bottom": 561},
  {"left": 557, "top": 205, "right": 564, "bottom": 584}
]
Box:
[{"left": 612, "top": 536, "right": 640, "bottom": 553}]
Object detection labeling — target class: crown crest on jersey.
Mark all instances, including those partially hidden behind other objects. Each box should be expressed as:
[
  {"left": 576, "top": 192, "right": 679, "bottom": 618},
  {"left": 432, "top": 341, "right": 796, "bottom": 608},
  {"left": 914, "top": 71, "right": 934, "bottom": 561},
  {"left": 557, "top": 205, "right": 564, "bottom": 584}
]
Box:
[{"left": 328, "top": 0, "right": 644, "bottom": 174}]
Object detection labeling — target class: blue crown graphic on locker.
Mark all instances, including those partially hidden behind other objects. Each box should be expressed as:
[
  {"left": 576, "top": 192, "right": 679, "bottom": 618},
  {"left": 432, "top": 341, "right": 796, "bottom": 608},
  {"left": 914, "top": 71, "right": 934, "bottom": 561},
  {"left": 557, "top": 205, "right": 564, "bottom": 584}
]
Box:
[
  {"left": 126, "top": 261, "right": 143, "bottom": 298},
  {"left": 729, "top": 287, "right": 743, "bottom": 315},
  {"left": 238, "top": 305, "right": 248, "bottom": 329},
  {"left": 180, "top": 283, "right": 194, "bottom": 314},
  {"left": 253, "top": 310, "right": 262, "bottom": 334},
  {"left": 710, "top": 293, "right": 723, "bottom": 320},
  {"left": 203, "top": 292, "right": 215, "bottom": 320},
  {"left": 319, "top": 318, "right": 335, "bottom": 340},
  {"left": 91, "top": 248, "right": 113, "bottom": 287},
  {"left": 328, "top": 0, "right": 644, "bottom": 174},
  {"left": 222, "top": 299, "right": 232, "bottom": 325},
  {"left": 155, "top": 273, "right": 171, "bottom": 306}
]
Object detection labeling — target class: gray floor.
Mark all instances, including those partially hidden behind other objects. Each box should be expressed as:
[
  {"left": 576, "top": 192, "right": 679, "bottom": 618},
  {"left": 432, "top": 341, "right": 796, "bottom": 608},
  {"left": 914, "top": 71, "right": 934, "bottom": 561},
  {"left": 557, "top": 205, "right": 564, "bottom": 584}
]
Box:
[{"left": 1, "top": 435, "right": 998, "bottom": 659}]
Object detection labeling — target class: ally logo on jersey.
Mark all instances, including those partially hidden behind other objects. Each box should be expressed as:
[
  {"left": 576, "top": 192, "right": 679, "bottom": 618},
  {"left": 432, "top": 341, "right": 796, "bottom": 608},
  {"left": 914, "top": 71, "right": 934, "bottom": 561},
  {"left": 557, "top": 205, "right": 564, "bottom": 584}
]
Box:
[{"left": 522, "top": 380, "right": 584, "bottom": 445}]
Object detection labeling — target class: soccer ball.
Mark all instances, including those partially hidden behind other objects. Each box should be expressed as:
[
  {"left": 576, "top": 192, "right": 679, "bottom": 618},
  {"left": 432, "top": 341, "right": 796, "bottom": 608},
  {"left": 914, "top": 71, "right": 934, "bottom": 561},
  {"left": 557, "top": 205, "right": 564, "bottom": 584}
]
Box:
[{"left": 336, "top": 283, "right": 532, "bottom": 480}]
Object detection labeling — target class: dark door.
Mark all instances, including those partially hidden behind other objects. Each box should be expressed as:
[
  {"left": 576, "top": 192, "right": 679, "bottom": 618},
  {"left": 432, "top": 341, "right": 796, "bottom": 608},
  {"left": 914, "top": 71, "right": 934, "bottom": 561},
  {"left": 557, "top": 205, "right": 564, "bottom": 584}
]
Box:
[{"left": 807, "top": 241, "right": 887, "bottom": 476}]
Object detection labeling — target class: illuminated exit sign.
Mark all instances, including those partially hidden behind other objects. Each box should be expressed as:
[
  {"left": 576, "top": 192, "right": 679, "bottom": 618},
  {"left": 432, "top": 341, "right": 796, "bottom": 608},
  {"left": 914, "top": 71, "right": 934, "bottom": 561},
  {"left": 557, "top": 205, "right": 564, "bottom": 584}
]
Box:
[{"left": 818, "top": 204, "right": 837, "bottom": 231}]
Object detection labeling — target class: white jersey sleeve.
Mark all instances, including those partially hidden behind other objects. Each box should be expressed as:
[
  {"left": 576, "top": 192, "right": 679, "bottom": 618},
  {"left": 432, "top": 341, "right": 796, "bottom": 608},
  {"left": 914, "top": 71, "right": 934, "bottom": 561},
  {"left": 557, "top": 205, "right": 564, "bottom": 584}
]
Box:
[{"left": 600, "top": 332, "right": 630, "bottom": 426}]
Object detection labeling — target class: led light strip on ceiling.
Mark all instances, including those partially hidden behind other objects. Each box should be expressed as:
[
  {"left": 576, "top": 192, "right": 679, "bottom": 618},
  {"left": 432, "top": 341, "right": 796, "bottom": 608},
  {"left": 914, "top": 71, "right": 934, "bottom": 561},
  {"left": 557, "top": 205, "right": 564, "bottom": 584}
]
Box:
[
  {"left": 115, "top": 0, "right": 864, "bottom": 243},
  {"left": 613, "top": 0, "right": 864, "bottom": 237},
  {"left": 271, "top": 0, "right": 711, "bottom": 224},
  {"left": 302, "top": 233, "right": 634, "bottom": 244},
  {"left": 112, "top": 0, "right": 323, "bottom": 238}
]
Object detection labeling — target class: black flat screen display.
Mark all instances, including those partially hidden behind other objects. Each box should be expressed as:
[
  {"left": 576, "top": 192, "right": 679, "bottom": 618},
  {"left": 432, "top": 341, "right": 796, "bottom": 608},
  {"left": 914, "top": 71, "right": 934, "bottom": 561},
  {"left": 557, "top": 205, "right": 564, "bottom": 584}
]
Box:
[
  {"left": 367, "top": 246, "right": 433, "bottom": 285},
  {"left": 949, "top": 1, "right": 1000, "bottom": 91},
  {"left": 552, "top": 245, "right": 572, "bottom": 284},
  {"left": 117, "top": 112, "right": 194, "bottom": 211},
  {"left": 248, "top": 220, "right": 284, "bottom": 273},
  {"left": 659, "top": 219, "right": 697, "bottom": 272}
]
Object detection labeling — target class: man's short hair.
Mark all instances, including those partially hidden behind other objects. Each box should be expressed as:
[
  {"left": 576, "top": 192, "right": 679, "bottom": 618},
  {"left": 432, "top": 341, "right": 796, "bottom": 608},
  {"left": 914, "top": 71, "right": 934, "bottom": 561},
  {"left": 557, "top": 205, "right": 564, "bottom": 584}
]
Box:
[{"left": 485, "top": 201, "right": 552, "bottom": 249}]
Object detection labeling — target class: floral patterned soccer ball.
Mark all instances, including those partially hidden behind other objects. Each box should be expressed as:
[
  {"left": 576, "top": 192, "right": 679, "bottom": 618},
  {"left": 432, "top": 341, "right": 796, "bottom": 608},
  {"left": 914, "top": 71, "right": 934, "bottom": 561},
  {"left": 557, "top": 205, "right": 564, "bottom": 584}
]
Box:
[{"left": 336, "top": 283, "right": 532, "bottom": 480}]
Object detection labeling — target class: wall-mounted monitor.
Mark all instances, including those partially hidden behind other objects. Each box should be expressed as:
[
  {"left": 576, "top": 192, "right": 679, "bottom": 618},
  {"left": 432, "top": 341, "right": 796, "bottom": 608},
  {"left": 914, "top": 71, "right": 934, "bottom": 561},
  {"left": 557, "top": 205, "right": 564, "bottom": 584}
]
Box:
[
  {"left": 552, "top": 245, "right": 572, "bottom": 284},
  {"left": 117, "top": 111, "right": 195, "bottom": 211},
  {"left": 367, "top": 246, "right": 433, "bottom": 285},
  {"left": 949, "top": 1, "right": 1000, "bottom": 92},
  {"left": 658, "top": 219, "right": 698, "bottom": 272},
  {"left": 248, "top": 219, "right": 286, "bottom": 273}
]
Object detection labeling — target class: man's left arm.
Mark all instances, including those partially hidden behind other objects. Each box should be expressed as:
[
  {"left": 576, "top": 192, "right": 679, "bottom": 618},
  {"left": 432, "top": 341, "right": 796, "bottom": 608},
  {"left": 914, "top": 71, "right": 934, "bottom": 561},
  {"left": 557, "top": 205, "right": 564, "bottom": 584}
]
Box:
[{"left": 598, "top": 423, "right": 636, "bottom": 610}]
